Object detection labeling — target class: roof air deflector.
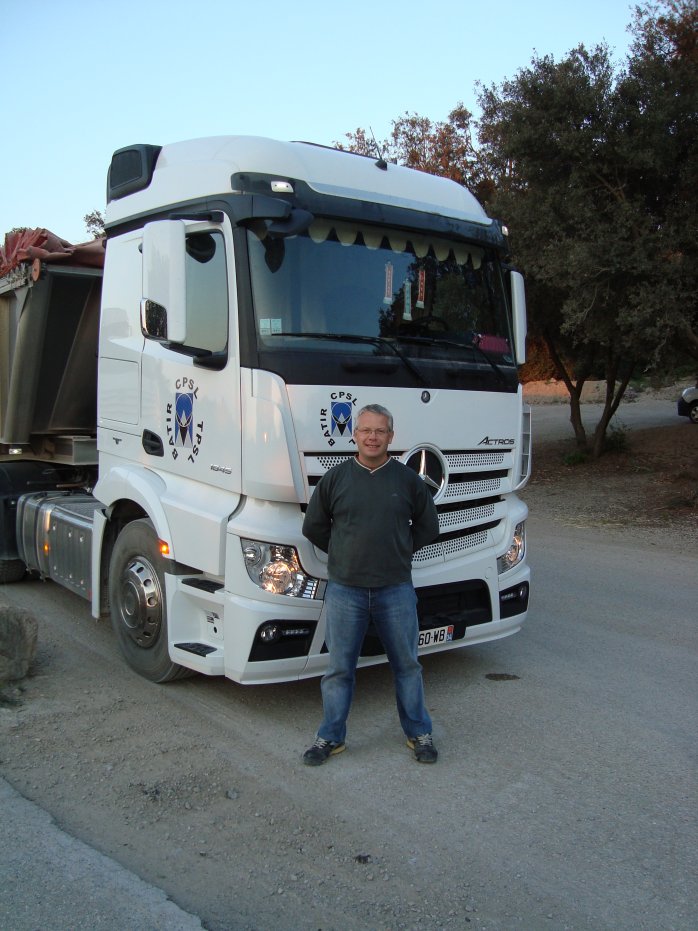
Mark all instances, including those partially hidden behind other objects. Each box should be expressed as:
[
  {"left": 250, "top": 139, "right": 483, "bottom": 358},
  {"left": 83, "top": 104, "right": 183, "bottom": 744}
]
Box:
[{"left": 107, "top": 144, "right": 162, "bottom": 203}]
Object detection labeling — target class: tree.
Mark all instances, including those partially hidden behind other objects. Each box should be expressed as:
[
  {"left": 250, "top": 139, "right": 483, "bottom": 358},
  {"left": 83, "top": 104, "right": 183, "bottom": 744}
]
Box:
[
  {"left": 477, "top": 2, "right": 698, "bottom": 455},
  {"left": 84, "top": 210, "right": 105, "bottom": 240},
  {"left": 340, "top": 70, "right": 645, "bottom": 454},
  {"left": 478, "top": 45, "right": 632, "bottom": 454},
  {"left": 618, "top": 0, "right": 698, "bottom": 366},
  {"left": 338, "top": 105, "right": 491, "bottom": 201}
]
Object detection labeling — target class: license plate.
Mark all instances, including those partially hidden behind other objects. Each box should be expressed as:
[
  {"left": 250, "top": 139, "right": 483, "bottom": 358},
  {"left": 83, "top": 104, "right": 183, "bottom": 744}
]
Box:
[{"left": 418, "top": 624, "right": 454, "bottom": 647}]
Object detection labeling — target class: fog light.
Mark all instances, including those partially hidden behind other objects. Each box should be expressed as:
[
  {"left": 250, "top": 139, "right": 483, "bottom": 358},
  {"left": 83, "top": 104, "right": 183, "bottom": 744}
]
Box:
[
  {"left": 501, "top": 584, "right": 529, "bottom": 603},
  {"left": 499, "top": 582, "right": 529, "bottom": 619},
  {"left": 259, "top": 622, "right": 282, "bottom": 644}
]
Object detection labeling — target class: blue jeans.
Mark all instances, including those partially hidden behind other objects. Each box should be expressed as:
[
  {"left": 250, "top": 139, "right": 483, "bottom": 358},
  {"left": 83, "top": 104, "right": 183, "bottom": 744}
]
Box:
[{"left": 317, "top": 581, "right": 433, "bottom": 744}]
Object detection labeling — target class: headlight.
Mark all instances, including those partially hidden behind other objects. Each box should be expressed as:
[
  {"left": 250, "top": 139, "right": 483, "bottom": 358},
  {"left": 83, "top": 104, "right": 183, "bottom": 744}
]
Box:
[
  {"left": 497, "top": 521, "right": 526, "bottom": 574},
  {"left": 241, "top": 539, "right": 323, "bottom": 598}
]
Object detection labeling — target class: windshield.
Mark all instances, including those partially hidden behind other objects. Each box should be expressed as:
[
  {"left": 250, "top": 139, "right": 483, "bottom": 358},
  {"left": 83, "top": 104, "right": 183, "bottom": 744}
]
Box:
[{"left": 246, "top": 218, "right": 516, "bottom": 390}]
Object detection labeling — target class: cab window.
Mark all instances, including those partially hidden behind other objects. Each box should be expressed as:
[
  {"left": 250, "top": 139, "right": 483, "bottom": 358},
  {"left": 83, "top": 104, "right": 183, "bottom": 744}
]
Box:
[{"left": 184, "top": 231, "right": 228, "bottom": 354}]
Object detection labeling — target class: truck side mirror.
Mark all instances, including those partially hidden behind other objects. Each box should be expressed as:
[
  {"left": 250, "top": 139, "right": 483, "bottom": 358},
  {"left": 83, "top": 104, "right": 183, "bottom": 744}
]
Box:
[
  {"left": 237, "top": 195, "right": 314, "bottom": 238},
  {"left": 141, "top": 220, "right": 187, "bottom": 343},
  {"left": 510, "top": 270, "right": 527, "bottom": 366}
]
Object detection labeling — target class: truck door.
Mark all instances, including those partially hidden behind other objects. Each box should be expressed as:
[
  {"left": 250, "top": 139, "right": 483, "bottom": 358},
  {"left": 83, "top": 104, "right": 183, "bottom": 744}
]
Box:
[{"left": 139, "top": 220, "right": 241, "bottom": 495}]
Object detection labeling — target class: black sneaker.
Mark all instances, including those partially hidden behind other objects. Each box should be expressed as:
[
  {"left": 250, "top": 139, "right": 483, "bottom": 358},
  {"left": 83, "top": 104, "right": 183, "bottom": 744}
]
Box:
[
  {"left": 407, "top": 733, "right": 438, "bottom": 763},
  {"left": 302, "top": 737, "right": 346, "bottom": 766}
]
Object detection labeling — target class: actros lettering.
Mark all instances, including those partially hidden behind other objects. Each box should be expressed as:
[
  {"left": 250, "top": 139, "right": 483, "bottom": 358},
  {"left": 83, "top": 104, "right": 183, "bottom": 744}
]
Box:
[{"left": 478, "top": 436, "right": 515, "bottom": 446}]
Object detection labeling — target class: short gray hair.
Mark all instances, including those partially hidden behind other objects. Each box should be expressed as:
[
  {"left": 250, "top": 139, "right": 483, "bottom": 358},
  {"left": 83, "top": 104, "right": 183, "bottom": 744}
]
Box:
[{"left": 355, "top": 404, "right": 393, "bottom": 432}]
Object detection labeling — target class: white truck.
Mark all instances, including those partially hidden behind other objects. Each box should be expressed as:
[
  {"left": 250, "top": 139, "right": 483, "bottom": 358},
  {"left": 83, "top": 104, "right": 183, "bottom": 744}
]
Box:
[{"left": 0, "top": 136, "right": 530, "bottom": 684}]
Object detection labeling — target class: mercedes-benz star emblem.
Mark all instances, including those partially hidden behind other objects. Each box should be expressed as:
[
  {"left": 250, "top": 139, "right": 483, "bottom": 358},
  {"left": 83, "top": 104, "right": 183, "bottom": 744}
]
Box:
[{"left": 403, "top": 446, "right": 447, "bottom": 500}]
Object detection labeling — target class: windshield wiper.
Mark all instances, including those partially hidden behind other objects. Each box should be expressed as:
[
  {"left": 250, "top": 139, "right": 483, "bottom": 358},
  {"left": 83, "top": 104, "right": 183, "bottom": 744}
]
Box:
[
  {"left": 276, "top": 332, "right": 428, "bottom": 386},
  {"left": 395, "top": 333, "right": 508, "bottom": 386}
]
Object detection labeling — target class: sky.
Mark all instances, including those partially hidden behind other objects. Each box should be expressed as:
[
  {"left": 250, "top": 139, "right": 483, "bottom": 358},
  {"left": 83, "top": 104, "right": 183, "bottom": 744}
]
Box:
[{"left": 1, "top": 0, "right": 638, "bottom": 245}]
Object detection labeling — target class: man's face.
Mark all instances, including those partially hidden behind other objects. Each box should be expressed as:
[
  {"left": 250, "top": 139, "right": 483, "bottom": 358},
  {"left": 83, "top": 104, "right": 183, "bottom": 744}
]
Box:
[{"left": 353, "top": 411, "right": 394, "bottom": 467}]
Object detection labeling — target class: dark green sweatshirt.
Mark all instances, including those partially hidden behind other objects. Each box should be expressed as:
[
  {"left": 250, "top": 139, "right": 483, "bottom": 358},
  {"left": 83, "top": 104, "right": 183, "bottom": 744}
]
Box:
[{"left": 302, "top": 457, "right": 440, "bottom": 587}]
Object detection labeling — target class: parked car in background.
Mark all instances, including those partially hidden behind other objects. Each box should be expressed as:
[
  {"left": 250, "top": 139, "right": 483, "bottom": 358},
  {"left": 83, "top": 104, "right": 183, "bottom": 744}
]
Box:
[{"left": 677, "top": 385, "right": 698, "bottom": 423}]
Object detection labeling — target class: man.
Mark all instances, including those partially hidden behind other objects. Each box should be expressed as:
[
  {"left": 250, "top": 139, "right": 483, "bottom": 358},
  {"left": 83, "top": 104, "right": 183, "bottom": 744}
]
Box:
[{"left": 302, "top": 403, "right": 440, "bottom": 765}]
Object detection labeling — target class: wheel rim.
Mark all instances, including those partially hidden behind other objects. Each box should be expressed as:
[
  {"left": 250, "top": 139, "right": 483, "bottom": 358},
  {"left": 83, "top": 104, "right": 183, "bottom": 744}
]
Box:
[{"left": 115, "top": 556, "right": 163, "bottom": 648}]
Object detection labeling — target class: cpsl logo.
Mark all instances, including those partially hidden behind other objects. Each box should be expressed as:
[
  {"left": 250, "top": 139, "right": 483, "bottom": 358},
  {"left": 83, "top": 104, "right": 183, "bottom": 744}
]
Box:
[
  {"left": 166, "top": 377, "right": 204, "bottom": 462},
  {"left": 174, "top": 393, "right": 194, "bottom": 447},
  {"left": 319, "top": 391, "right": 358, "bottom": 447}
]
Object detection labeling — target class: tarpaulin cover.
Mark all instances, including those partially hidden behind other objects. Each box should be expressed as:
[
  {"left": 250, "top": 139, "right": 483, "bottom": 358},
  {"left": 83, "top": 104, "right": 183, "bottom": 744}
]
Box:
[{"left": 0, "top": 228, "right": 105, "bottom": 278}]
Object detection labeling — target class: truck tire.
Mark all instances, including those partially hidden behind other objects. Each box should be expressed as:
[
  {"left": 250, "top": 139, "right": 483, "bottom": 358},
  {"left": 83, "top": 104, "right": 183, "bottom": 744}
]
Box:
[
  {"left": 0, "top": 558, "right": 26, "bottom": 584},
  {"left": 108, "top": 519, "right": 191, "bottom": 682}
]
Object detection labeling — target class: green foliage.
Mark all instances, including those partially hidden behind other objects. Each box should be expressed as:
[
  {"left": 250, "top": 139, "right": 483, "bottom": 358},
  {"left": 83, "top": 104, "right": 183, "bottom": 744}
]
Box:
[
  {"left": 562, "top": 450, "right": 590, "bottom": 466},
  {"left": 603, "top": 424, "right": 629, "bottom": 454},
  {"left": 478, "top": 1, "right": 697, "bottom": 454},
  {"left": 479, "top": 2, "right": 697, "bottom": 364},
  {"left": 337, "top": 105, "right": 492, "bottom": 202},
  {"left": 84, "top": 210, "right": 105, "bottom": 240}
]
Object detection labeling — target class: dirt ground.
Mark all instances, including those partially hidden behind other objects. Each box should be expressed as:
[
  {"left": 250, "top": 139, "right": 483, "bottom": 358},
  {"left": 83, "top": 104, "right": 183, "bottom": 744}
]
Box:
[
  {"left": 521, "top": 380, "right": 698, "bottom": 545},
  {"left": 0, "top": 384, "right": 695, "bottom": 930}
]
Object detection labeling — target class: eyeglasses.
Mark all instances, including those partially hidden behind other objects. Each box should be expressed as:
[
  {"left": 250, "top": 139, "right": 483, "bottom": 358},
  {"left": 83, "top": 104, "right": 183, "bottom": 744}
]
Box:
[{"left": 355, "top": 428, "right": 391, "bottom": 437}]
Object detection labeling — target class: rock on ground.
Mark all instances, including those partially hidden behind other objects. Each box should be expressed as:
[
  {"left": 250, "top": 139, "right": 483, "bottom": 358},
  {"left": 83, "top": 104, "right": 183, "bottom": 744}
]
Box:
[{"left": 0, "top": 605, "right": 38, "bottom": 684}]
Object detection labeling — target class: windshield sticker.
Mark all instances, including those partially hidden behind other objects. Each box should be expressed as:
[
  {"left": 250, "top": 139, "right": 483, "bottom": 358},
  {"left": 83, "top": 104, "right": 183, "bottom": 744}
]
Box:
[
  {"left": 383, "top": 262, "right": 393, "bottom": 304},
  {"left": 166, "top": 377, "right": 204, "bottom": 462},
  {"left": 259, "top": 318, "right": 282, "bottom": 336},
  {"left": 403, "top": 279, "right": 412, "bottom": 320},
  {"left": 417, "top": 269, "right": 425, "bottom": 309},
  {"left": 319, "top": 391, "right": 358, "bottom": 447}
]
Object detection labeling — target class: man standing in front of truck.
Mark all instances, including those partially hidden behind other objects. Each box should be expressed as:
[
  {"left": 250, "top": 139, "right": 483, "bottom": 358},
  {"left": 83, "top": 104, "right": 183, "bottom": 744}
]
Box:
[{"left": 301, "top": 403, "right": 440, "bottom": 765}]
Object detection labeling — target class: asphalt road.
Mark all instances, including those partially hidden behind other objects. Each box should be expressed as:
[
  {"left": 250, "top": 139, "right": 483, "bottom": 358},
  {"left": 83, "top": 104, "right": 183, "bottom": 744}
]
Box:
[
  {"left": 530, "top": 396, "right": 679, "bottom": 443},
  {"left": 1, "top": 512, "right": 696, "bottom": 930}
]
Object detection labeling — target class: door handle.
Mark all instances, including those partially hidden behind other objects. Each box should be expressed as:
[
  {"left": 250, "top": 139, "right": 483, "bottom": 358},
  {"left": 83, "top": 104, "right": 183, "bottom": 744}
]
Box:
[{"left": 142, "top": 430, "right": 164, "bottom": 457}]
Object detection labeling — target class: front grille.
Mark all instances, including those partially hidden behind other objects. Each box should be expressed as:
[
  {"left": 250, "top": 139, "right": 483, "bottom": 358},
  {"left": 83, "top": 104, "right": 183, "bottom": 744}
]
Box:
[
  {"left": 445, "top": 451, "right": 506, "bottom": 469},
  {"left": 438, "top": 502, "right": 495, "bottom": 529},
  {"left": 313, "top": 453, "right": 354, "bottom": 472},
  {"left": 304, "top": 447, "right": 513, "bottom": 561},
  {"left": 414, "top": 528, "right": 492, "bottom": 562},
  {"left": 442, "top": 475, "right": 504, "bottom": 499}
]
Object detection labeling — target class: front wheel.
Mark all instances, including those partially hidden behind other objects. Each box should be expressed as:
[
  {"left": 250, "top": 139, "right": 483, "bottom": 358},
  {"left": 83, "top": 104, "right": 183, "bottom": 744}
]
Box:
[
  {"left": 689, "top": 401, "right": 698, "bottom": 424},
  {"left": 108, "top": 519, "right": 190, "bottom": 682}
]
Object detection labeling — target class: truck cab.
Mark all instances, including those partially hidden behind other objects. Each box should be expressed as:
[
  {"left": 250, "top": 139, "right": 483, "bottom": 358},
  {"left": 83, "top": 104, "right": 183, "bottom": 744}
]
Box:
[{"left": 0, "top": 137, "right": 530, "bottom": 684}]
